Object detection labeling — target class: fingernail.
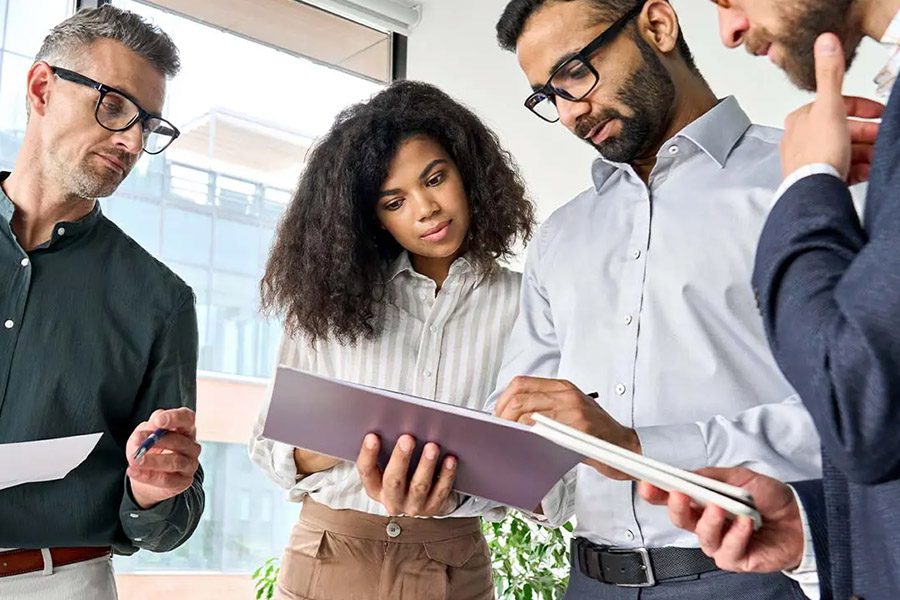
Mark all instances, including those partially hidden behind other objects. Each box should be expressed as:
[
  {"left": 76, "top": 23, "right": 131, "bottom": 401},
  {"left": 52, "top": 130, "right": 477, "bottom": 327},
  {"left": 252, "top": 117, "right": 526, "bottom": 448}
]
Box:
[
  {"left": 399, "top": 437, "right": 413, "bottom": 453},
  {"left": 424, "top": 445, "right": 437, "bottom": 460},
  {"left": 158, "top": 415, "right": 168, "bottom": 427},
  {"left": 817, "top": 34, "right": 837, "bottom": 55},
  {"left": 445, "top": 456, "right": 456, "bottom": 469},
  {"left": 365, "top": 434, "right": 378, "bottom": 450}
]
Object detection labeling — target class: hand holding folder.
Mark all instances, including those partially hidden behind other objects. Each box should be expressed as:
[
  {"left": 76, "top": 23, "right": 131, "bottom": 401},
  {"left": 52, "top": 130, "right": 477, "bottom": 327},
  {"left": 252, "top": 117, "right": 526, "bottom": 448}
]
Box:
[
  {"left": 263, "top": 367, "right": 583, "bottom": 512},
  {"left": 264, "top": 367, "right": 762, "bottom": 526},
  {"left": 529, "top": 414, "right": 762, "bottom": 529}
]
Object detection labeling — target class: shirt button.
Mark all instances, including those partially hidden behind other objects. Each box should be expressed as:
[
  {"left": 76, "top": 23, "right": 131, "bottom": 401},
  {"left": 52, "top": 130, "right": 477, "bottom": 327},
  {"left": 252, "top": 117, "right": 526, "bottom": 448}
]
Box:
[
  {"left": 429, "top": 325, "right": 437, "bottom": 333},
  {"left": 134, "top": 537, "right": 143, "bottom": 542},
  {"left": 57, "top": 227, "right": 66, "bottom": 236},
  {"left": 625, "top": 530, "right": 636, "bottom": 541},
  {"left": 632, "top": 250, "right": 642, "bottom": 260},
  {"left": 20, "top": 257, "right": 29, "bottom": 267},
  {"left": 419, "top": 291, "right": 427, "bottom": 301},
  {"left": 3, "top": 320, "right": 13, "bottom": 329},
  {"left": 129, "top": 513, "right": 139, "bottom": 519},
  {"left": 624, "top": 314, "right": 633, "bottom": 326},
  {"left": 615, "top": 383, "right": 626, "bottom": 396},
  {"left": 423, "top": 369, "right": 432, "bottom": 378},
  {"left": 386, "top": 521, "right": 402, "bottom": 538},
  {"left": 668, "top": 145, "right": 679, "bottom": 155}
]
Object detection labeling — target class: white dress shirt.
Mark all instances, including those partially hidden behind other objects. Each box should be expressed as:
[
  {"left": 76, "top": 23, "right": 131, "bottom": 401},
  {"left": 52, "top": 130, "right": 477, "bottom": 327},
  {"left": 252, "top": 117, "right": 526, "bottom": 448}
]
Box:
[
  {"left": 250, "top": 253, "right": 519, "bottom": 520},
  {"left": 488, "top": 97, "right": 822, "bottom": 550},
  {"left": 876, "top": 8, "right": 900, "bottom": 97}
]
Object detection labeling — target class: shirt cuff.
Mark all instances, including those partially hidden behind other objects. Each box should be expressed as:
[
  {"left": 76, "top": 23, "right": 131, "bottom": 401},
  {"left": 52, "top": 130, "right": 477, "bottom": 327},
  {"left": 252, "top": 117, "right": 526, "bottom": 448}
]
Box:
[
  {"left": 774, "top": 164, "right": 842, "bottom": 204},
  {"left": 782, "top": 487, "right": 820, "bottom": 600},
  {"left": 121, "top": 477, "right": 179, "bottom": 522},
  {"left": 531, "top": 473, "right": 575, "bottom": 528},
  {"left": 271, "top": 441, "right": 301, "bottom": 488},
  {"left": 120, "top": 476, "right": 181, "bottom": 549},
  {"left": 635, "top": 423, "right": 708, "bottom": 471},
  {"left": 450, "top": 494, "right": 507, "bottom": 521}
]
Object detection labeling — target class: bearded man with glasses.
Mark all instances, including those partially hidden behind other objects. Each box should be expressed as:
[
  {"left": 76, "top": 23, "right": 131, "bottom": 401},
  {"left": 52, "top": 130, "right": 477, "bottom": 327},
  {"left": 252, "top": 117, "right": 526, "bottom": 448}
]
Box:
[
  {"left": 0, "top": 6, "right": 203, "bottom": 599},
  {"left": 489, "top": 1, "right": 831, "bottom": 598}
]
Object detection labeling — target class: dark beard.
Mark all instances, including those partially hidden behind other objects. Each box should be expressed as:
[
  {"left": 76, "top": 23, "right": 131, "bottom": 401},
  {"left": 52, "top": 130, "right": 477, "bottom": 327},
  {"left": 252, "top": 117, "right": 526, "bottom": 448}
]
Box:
[
  {"left": 574, "top": 35, "right": 675, "bottom": 164},
  {"left": 776, "top": 0, "right": 857, "bottom": 91}
]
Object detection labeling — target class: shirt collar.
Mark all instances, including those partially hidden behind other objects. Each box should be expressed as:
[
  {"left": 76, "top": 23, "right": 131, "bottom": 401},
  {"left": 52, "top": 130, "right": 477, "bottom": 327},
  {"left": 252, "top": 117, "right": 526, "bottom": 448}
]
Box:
[
  {"left": 670, "top": 96, "right": 751, "bottom": 168},
  {"left": 880, "top": 8, "right": 900, "bottom": 44},
  {"left": 875, "top": 8, "right": 900, "bottom": 97},
  {"left": 0, "top": 171, "right": 103, "bottom": 247},
  {"left": 386, "top": 250, "right": 415, "bottom": 281},
  {"left": 592, "top": 96, "right": 752, "bottom": 190},
  {"left": 385, "top": 251, "right": 483, "bottom": 286},
  {"left": 0, "top": 177, "right": 13, "bottom": 224}
]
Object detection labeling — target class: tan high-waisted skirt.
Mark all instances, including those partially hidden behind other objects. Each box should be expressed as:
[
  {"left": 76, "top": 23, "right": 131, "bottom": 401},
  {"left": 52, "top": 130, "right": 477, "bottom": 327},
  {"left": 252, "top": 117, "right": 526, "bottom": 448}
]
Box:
[{"left": 274, "top": 499, "right": 495, "bottom": 600}]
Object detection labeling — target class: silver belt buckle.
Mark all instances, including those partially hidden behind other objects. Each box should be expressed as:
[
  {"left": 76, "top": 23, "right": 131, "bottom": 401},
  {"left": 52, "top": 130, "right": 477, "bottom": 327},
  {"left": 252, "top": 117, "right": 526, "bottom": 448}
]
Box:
[{"left": 610, "top": 547, "right": 655, "bottom": 587}]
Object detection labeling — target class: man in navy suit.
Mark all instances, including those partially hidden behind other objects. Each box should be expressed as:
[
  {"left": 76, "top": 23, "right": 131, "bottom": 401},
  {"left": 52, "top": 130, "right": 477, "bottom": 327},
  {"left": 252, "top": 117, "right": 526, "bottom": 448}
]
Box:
[{"left": 639, "top": 1, "right": 900, "bottom": 599}]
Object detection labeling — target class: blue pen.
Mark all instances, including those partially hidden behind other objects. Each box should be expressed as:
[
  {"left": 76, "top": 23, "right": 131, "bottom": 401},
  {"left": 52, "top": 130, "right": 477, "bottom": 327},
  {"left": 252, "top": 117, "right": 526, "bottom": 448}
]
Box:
[{"left": 133, "top": 428, "right": 168, "bottom": 462}]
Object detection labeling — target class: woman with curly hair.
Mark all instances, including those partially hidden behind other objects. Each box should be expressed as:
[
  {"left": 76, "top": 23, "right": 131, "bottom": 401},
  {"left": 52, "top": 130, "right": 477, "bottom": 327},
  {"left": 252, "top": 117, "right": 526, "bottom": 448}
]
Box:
[{"left": 249, "top": 80, "right": 534, "bottom": 600}]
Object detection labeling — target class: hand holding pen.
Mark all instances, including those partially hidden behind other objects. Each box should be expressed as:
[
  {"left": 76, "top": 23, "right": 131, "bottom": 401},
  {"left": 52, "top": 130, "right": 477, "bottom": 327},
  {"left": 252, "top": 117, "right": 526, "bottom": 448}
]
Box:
[
  {"left": 125, "top": 407, "right": 201, "bottom": 510},
  {"left": 133, "top": 428, "right": 168, "bottom": 462},
  {"left": 493, "top": 376, "right": 641, "bottom": 480}
]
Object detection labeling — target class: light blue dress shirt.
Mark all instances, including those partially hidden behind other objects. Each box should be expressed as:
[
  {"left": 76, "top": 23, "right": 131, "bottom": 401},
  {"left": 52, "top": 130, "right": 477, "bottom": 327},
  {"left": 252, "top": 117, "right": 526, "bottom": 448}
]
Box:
[{"left": 489, "top": 97, "right": 822, "bottom": 549}]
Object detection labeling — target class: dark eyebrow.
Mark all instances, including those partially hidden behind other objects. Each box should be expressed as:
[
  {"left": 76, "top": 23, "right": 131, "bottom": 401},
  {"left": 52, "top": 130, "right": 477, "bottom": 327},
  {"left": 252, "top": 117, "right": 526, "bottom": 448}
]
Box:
[
  {"left": 530, "top": 50, "right": 579, "bottom": 92},
  {"left": 549, "top": 51, "right": 579, "bottom": 76},
  {"left": 418, "top": 159, "right": 447, "bottom": 180},
  {"left": 378, "top": 159, "right": 448, "bottom": 199}
]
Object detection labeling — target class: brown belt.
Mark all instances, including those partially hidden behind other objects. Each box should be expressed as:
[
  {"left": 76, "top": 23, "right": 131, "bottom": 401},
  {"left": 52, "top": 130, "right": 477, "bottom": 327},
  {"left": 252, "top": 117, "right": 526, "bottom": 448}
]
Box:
[{"left": 0, "top": 547, "right": 111, "bottom": 578}]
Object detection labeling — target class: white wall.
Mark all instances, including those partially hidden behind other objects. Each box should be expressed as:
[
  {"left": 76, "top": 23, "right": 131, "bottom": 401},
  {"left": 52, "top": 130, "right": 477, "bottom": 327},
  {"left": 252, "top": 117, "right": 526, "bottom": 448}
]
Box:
[{"left": 406, "top": 0, "right": 885, "bottom": 222}]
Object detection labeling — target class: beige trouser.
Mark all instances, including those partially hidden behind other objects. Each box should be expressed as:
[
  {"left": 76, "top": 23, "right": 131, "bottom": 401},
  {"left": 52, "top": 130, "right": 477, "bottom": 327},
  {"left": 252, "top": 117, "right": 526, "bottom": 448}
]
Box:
[{"left": 275, "top": 499, "right": 495, "bottom": 600}]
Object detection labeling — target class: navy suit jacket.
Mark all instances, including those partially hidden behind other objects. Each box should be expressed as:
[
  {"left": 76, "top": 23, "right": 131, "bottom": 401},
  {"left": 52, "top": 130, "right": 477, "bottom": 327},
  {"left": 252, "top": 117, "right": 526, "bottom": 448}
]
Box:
[{"left": 753, "top": 75, "right": 900, "bottom": 600}]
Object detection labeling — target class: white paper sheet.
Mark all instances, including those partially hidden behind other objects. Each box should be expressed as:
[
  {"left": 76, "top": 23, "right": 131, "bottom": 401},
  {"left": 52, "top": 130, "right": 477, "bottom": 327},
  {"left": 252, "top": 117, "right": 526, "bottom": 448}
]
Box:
[{"left": 0, "top": 433, "right": 103, "bottom": 491}]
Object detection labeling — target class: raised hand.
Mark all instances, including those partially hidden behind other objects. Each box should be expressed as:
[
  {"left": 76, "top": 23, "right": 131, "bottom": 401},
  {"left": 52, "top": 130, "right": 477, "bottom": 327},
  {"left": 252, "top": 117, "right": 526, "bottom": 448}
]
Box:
[
  {"left": 126, "top": 407, "right": 201, "bottom": 509},
  {"left": 780, "top": 33, "right": 884, "bottom": 184}
]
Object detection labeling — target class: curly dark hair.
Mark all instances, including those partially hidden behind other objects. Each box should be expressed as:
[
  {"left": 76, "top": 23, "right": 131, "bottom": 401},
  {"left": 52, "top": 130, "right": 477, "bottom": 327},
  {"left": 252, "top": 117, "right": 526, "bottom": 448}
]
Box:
[{"left": 261, "top": 80, "right": 535, "bottom": 344}]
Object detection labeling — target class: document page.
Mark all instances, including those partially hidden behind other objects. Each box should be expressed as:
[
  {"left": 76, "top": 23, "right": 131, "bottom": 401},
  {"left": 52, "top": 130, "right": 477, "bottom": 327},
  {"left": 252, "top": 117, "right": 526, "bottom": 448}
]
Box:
[{"left": 0, "top": 433, "right": 103, "bottom": 491}]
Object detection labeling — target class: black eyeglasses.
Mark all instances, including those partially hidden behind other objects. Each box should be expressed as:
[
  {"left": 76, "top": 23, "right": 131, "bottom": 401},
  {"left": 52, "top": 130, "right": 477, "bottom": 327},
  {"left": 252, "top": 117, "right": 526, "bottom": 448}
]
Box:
[
  {"left": 50, "top": 65, "right": 180, "bottom": 154},
  {"left": 524, "top": 1, "right": 646, "bottom": 123}
]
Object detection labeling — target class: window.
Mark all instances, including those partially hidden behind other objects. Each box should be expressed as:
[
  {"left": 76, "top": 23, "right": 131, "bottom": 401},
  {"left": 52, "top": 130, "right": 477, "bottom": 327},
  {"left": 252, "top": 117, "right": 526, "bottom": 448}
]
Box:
[{"left": 0, "top": 0, "right": 74, "bottom": 167}]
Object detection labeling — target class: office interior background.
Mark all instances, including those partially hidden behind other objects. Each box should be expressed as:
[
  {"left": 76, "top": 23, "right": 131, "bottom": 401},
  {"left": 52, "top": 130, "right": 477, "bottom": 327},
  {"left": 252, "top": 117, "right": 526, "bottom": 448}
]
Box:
[{"left": 0, "top": 0, "right": 887, "bottom": 597}]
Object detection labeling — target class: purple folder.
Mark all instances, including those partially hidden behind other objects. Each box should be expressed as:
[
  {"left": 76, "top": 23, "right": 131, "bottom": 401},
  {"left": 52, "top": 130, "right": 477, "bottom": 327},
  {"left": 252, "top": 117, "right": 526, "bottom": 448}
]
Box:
[{"left": 262, "top": 367, "right": 582, "bottom": 512}]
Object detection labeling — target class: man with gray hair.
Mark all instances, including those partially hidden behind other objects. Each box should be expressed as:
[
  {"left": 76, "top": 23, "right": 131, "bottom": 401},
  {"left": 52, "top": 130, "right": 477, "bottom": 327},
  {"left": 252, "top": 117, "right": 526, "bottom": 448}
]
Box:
[{"left": 0, "top": 6, "right": 203, "bottom": 598}]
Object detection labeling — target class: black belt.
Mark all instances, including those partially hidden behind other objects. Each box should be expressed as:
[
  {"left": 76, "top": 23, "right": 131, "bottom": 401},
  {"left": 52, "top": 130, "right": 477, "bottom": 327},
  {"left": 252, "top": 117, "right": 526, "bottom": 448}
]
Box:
[{"left": 573, "top": 537, "right": 719, "bottom": 587}]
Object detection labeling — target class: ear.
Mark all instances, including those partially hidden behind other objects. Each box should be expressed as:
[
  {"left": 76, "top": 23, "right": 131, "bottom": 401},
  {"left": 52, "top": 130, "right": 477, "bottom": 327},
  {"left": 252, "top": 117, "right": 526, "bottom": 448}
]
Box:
[
  {"left": 26, "top": 61, "right": 55, "bottom": 118},
  {"left": 639, "top": 0, "right": 680, "bottom": 55}
]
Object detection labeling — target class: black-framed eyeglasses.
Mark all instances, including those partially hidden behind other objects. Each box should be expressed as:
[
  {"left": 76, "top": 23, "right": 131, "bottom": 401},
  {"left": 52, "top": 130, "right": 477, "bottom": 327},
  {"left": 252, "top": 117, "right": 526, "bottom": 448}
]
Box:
[
  {"left": 50, "top": 65, "right": 180, "bottom": 154},
  {"left": 524, "top": 1, "right": 646, "bottom": 123}
]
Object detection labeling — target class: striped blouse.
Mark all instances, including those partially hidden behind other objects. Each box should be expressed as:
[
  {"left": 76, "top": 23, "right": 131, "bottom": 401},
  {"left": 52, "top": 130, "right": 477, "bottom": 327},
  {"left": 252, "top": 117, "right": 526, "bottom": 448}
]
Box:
[{"left": 249, "top": 252, "right": 520, "bottom": 519}]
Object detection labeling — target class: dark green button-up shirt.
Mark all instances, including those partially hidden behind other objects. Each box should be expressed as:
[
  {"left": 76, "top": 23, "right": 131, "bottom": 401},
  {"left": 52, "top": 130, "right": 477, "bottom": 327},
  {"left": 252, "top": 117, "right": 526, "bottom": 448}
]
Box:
[{"left": 0, "top": 172, "right": 204, "bottom": 554}]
